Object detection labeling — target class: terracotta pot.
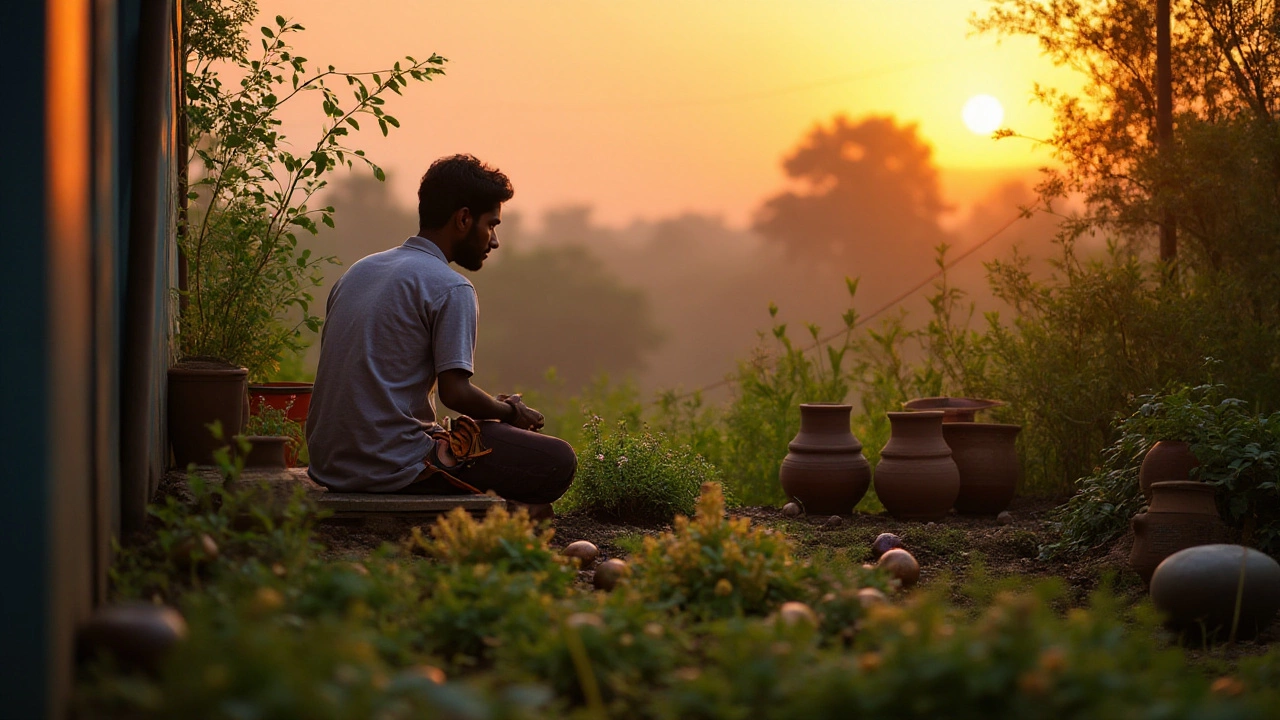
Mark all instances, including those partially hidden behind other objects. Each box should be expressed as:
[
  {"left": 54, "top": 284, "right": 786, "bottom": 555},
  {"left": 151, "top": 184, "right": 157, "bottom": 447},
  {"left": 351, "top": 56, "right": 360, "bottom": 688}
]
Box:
[
  {"left": 873, "top": 411, "right": 960, "bottom": 521},
  {"left": 1139, "top": 440, "right": 1200, "bottom": 502},
  {"left": 248, "top": 381, "right": 313, "bottom": 424},
  {"left": 1150, "top": 544, "right": 1280, "bottom": 642},
  {"left": 942, "top": 422, "right": 1022, "bottom": 515},
  {"left": 240, "top": 435, "right": 289, "bottom": 469},
  {"left": 1130, "top": 480, "right": 1229, "bottom": 585},
  {"left": 168, "top": 359, "right": 248, "bottom": 467},
  {"left": 903, "top": 397, "right": 1004, "bottom": 423},
  {"left": 779, "top": 403, "right": 871, "bottom": 515}
]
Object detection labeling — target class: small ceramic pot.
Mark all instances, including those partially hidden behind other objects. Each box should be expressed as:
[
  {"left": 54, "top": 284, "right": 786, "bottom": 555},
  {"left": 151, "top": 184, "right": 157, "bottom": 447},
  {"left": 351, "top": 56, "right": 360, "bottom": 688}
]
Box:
[
  {"left": 240, "top": 435, "right": 289, "bottom": 469},
  {"left": 942, "top": 422, "right": 1022, "bottom": 515},
  {"left": 1138, "top": 440, "right": 1200, "bottom": 502},
  {"left": 779, "top": 403, "right": 871, "bottom": 515},
  {"left": 873, "top": 411, "right": 960, "bottom": 521},
  {"left": 1150, "top": 544, "right": 1280, "bottom": 642},
  {"left": 1130, "top": 480, "right": 1229, "bottom": 585}
]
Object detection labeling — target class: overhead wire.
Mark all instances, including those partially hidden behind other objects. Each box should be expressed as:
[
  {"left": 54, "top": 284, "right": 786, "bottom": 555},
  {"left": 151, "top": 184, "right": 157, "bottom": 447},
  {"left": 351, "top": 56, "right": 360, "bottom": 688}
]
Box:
[{"left": 655, "top": 206, "right": 1035, "bottom": 405}]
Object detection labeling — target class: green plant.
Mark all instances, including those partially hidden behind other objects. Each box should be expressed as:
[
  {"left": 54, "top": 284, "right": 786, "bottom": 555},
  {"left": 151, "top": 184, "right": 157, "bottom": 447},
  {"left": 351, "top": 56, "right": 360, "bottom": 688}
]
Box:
[
  {"left": 1042, "top": 382, "right": 1280, "bottom": 558},
  {"left": 406, "top": 506, "right": 575, "bottom": 588},
  {"left": 558, "top": 415, "right": 722, "bottom": 523},
  {"left": 244, "top": 397, "right": 303, "bottom": 440},
  {"left": 716, "top": 286, "right": 860, "bottom": 505},
  {"left": 180, "top": 10, "right": 442, "bottom": 377},
  {"left": 110, "top": 424, "right": 325, "bottom": 600},
  {"left": 632, "top": 483, "right": 809, "bottom": 619}
]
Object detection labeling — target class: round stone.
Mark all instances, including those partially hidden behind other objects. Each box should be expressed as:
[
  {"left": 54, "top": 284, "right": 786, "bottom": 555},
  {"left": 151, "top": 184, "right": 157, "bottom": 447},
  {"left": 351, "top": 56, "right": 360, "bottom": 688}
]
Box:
[{"left": 1150, "top": 544, "right": 1280, "bottom": 642}]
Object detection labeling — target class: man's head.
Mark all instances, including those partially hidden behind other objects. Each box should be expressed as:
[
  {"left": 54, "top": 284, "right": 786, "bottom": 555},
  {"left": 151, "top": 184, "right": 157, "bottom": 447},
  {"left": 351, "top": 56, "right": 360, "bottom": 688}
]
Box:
[{"left": 418, "top": 155, "right": 514, "bottom": 271}]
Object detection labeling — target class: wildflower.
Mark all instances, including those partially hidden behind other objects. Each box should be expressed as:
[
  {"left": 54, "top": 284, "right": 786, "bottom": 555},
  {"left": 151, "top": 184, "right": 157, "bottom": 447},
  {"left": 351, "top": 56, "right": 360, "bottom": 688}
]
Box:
[
  {"left": 596, "top": 454, "right": 605, "bottom": 461},
  {"left": 714, "top": 578, "right": 733, "bottom": 596},
  {"left": 619, "top": 455, "right": 628, "bottom": 463},
  {"left": 1211, "top": 677, "right": 1245, "bottom": 696}
]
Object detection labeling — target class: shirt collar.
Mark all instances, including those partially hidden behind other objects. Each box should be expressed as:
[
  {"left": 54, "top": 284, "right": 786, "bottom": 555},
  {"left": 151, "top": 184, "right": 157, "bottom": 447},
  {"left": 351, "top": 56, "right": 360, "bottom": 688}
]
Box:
[{"left": 402, "top": 236, "right": 449, "bottom": 264}]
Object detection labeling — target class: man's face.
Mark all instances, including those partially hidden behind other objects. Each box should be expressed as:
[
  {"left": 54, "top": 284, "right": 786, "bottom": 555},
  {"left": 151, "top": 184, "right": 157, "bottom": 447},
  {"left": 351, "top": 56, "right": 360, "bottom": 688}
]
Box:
[{"left": 455, "top": 206, "right": 502, "bottom": 272}]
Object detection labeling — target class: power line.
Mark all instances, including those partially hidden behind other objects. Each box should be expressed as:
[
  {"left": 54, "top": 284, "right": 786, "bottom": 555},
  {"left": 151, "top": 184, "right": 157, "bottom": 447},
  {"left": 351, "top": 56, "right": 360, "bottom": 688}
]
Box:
[{"left": 656, "top": 206, "right": 1035, "bottom": 405}]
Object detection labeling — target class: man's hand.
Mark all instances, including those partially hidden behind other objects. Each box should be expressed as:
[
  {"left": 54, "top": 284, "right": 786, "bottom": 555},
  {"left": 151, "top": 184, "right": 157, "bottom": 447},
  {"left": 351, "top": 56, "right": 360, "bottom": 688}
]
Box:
[{"left": 497, "top": 393, "right": 545, "bottom": 432}]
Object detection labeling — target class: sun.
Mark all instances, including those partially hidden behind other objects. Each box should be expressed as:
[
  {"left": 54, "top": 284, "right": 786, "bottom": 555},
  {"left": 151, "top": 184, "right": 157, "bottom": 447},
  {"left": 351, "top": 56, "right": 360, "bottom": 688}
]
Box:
[{"left": 962, "top": 94, "right": 1005, "bottom": 135}]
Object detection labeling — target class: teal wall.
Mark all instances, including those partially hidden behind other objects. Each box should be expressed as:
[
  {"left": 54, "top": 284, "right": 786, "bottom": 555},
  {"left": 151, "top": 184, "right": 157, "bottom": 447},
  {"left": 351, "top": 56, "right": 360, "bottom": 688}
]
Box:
[
  {"left": 0, "top": 2, "right": 56, "bottom": 718},
  {"left": 0, "top": 1, "right": 177, "bottom": 716}
]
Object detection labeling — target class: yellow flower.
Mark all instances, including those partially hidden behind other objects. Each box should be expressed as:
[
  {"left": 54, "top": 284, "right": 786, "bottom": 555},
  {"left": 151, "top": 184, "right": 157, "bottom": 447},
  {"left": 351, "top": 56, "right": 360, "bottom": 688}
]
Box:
[{"left": 715, "top": 578, "right": 734, "bottom": 596}]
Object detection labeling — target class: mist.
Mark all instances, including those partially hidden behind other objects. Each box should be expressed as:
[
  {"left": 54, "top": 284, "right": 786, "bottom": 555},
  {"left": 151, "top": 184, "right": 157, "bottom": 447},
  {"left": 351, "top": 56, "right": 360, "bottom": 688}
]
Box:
[{"left": 301, "top": 114, "right": 1068, "bottom": 401}]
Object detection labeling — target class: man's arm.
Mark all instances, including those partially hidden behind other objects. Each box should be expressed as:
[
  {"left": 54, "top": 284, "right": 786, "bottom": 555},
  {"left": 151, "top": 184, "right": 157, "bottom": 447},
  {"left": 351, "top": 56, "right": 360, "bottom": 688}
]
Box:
[{"left": 436, "top": 369, "right": 544, "bottom": 430}]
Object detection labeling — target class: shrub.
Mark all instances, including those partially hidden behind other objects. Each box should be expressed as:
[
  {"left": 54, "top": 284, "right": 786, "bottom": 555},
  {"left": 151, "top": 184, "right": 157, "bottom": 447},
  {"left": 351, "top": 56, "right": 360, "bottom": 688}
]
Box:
[
  {"left": 558, "top": 415, "right": 721, "bottom": 523},
  {"left": 110, "top": 443, "right": 324, "bottom": 600},
  {"left": 632, "top": 483, "right": 809, "bottom": 619},
  {"left": 406, "top": 506, "right": 575, "bottom": 587},
  {"left": 1041, "top": 382, "right": 1280, "bottom": 558},
  {"left": 715, "top": 293, "right": 858, "bottom": 505},
  {"left": 497, "top": 592, "right": 687, "bottom": 715}
]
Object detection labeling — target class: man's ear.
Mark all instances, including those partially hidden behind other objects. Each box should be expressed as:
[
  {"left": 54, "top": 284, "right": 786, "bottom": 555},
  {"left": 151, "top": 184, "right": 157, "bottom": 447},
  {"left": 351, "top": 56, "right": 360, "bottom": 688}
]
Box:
[{"left": 453, "top": 207, "right": 473, "bottom": 233}]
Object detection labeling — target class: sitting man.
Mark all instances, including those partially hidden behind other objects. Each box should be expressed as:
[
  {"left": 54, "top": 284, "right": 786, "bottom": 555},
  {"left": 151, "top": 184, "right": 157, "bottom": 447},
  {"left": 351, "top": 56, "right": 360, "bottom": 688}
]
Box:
[{"left": 306, "top": 154, "right": 576, "bottom": 513}]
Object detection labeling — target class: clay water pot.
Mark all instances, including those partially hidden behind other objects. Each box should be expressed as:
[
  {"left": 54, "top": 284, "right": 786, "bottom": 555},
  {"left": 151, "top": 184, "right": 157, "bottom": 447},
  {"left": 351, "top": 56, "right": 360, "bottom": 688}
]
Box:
[
  {"left": 1151, "top": 544, "right": 1280, "bottom": 642},
  {"left": 1139, "top": 441, "right": 1200, "bottom": 502},
  {"left": 942, "top": 423, "right": 1022, "bottom": 515},
  {"left": 1130, "top": 480, "right": 1229, "bottom": 585},
  {"left": 168, "top": 359, "right": 248, "bottom": 467},
  {"left": 902, "top": 397, "right": 1004, "bottom": 423},
  {"left": 778, "top": 403, "right": 871, "bottom": 515},
  {"left": 873, "top": 411, "right": 960, "bottom": 521}
]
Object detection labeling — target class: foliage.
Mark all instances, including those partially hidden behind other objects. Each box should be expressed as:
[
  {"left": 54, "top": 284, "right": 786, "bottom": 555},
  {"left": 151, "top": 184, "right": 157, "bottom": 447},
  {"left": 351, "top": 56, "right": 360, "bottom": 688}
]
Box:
[
  {"left": 406, "top": 506, "right": 574, "bottom": 585},
  {"left": 558, "top": 415, "right": 722, "bottom": 523},
  {"left": 180, "top": 10, "right": 442, "bottom": 377},
  {"left": 78, "top": 582, "right": 548, "bottom": 720},
  {"left": 497, "top": 594, "right": 687, "bottom": 715},
  {"left": 965, "top": 0, "right": 1280, "bottom": 492},
  {"left": 632, "top": 483, "right": 810, "bottom": 619},
  {"left": 712, "top": 286, "right": 860, "bottom": 505},
  {"left": 1041, "top": 382, "right": 1280, "bottom": 558},
  {"left": 110, "top": 436, "right": 324, "bottom": 600}
]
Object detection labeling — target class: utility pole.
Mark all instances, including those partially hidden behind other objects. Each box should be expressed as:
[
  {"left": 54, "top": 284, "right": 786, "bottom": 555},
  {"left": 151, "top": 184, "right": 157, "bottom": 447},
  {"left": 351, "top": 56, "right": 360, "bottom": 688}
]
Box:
[{"left": 1156, "top": 0, "right": 1177, "bottom": 269}]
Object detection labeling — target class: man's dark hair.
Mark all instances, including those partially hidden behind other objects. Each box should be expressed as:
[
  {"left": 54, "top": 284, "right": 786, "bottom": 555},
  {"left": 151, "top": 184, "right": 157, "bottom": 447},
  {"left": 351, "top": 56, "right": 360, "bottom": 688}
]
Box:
[{"left": 417, "top": 154, "right": 514, "bottom": 231}]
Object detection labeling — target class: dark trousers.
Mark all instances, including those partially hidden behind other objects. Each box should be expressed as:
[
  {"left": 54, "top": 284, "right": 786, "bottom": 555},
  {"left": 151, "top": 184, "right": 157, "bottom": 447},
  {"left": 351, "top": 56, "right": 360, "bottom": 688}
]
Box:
[{"left": 403, "top": 421, "right": 577, "bottom": 504}]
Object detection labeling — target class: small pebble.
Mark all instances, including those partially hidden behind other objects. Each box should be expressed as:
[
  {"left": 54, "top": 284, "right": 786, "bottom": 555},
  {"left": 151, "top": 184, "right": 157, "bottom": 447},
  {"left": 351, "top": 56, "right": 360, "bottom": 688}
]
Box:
[
  {"left": 782, "top": 502, "right": 802, "bottom": 517},
  {"left": 824, "top": 515, "right": 844, "bottom": 528},
  {"left": 997, "top": 511, "right": 1014, "bottom": 526}
]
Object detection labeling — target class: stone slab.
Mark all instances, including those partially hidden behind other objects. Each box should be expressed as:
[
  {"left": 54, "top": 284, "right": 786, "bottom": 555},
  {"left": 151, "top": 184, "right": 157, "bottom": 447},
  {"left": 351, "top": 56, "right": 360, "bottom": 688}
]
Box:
[{"left": 314, "top": 492, "right": 504, "bottom": 516}]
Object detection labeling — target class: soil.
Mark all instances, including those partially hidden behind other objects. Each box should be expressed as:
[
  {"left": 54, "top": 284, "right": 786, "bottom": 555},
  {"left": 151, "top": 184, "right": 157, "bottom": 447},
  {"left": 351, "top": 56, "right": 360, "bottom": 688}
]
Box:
[{"left": 160, "top": 468, "right": 1280, "bottom": 664}]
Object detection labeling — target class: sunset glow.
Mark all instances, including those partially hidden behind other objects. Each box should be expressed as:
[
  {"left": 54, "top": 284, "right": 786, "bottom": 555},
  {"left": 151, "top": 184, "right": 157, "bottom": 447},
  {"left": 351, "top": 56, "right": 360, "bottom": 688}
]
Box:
[{"left": 255, "top": 0, "right": 1082, "bottom": 226}]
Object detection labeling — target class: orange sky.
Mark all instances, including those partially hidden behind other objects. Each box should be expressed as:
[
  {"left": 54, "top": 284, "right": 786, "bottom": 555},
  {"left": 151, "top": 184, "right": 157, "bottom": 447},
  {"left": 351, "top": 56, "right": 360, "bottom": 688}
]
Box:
[{"left": 257, "top": 0, "right": 1082, "bottom": 228}]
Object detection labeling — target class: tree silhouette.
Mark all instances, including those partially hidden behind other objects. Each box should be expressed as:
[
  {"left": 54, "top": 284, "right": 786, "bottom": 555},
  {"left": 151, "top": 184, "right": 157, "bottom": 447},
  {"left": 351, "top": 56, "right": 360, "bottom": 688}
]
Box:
[{"left": 753, "top": 115, "right": 950, "bottom": 277}]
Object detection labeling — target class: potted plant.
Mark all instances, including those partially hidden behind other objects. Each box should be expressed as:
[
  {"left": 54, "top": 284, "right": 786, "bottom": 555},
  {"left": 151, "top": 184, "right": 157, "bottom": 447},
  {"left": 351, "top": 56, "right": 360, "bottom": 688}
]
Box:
[
  {"left": 169, "top": 4, "right": 441, "bottom": 465},
  {"left": 240, "top": 399, "right": 305, "bottom": 469}
]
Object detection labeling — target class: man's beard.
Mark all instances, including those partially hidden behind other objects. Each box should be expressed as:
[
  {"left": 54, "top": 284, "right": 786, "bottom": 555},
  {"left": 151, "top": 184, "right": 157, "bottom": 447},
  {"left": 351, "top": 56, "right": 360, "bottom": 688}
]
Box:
[{"left": 455, "top": 224, "right": 488, "bottom": 271}]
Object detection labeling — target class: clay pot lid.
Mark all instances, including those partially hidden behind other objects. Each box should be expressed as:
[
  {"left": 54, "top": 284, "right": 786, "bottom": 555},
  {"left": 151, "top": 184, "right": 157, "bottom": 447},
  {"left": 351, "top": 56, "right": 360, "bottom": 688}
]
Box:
[
  {"left": 1150, "top": 480, "right": 1215, "bottom": 493},
  {"left": 249, "top": 381, "right": 314, "bottom": 392},
  {"left": 903, "top": 397, "right": 1005, "bottom": 412},
  {"left": 170, "top": 356, "right": 247, "bottom": 374}
]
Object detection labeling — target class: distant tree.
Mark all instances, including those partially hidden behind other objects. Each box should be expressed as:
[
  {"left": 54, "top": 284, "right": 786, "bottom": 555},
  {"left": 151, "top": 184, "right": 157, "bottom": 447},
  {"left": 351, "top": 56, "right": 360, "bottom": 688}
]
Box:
[
  {"left": 753, "top": 115, "right": 951, "bottom": 275},
  {"left": 469, "top": 245, "right": 662, "bottom": 393}
]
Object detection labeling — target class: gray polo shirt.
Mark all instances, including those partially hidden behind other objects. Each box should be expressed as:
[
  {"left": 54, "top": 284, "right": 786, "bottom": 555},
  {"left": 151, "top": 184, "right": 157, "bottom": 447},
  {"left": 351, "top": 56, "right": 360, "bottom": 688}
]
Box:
[{"left": 306, "top": 236, "right": 478, "bottom": 492}]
